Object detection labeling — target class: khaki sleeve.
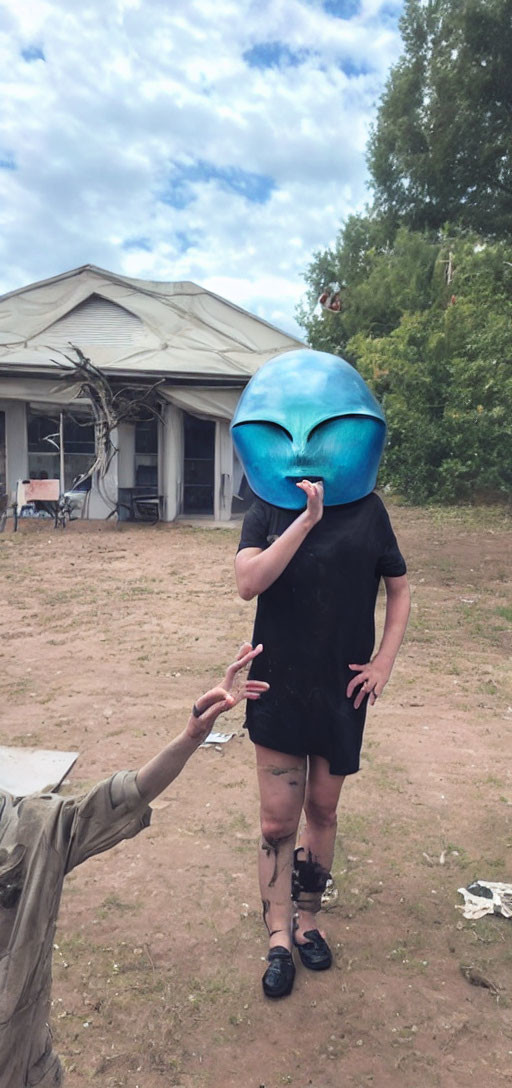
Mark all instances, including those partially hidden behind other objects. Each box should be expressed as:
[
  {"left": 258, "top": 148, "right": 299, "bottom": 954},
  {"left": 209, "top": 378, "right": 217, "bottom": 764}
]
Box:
[{"left": 63, "top": 771, "right": 151, "bottom": 874}]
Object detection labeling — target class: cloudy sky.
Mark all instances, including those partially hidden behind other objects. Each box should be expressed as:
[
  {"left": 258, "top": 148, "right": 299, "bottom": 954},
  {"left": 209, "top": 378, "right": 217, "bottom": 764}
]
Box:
[{"left": 0, "top": 0, "right": 404, "bottom": 338}]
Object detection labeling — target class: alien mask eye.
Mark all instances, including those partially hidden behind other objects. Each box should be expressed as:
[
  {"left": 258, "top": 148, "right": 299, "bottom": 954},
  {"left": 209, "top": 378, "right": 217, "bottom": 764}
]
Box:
[{"left": 233, "top": 415, "right": 385, "bottom": 509}]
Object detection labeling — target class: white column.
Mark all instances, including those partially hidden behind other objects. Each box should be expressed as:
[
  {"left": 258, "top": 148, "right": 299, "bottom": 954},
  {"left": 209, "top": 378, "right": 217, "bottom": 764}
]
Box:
[
  {"left": 117, "top": 422, "right": 136, "bottom": 487},
  {"left": 161, "top": 402, "right": 184, "bottom": 521},
  {"left": 0, "top": 400, "right": 28, "bottom": 500},
  {"left": 214, "top": 420, "right": 233, "bottom": 522}
]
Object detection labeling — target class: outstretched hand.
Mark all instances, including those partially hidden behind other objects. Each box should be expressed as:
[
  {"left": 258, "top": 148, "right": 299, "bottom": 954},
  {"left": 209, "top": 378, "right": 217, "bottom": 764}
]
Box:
[{"left": 186, "top": 643, "right": 269, "bottom": 740}]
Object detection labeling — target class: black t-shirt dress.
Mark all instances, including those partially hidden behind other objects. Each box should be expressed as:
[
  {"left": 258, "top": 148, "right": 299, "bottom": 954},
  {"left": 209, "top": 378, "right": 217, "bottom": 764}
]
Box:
[{"left": 237, "top": 492, "right": 407, "bottom": 776}]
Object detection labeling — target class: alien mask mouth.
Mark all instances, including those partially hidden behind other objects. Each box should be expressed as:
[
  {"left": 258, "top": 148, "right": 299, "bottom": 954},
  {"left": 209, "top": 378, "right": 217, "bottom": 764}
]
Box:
[{"left": 287, "top": 475, "right": 324, "bottom": 483}]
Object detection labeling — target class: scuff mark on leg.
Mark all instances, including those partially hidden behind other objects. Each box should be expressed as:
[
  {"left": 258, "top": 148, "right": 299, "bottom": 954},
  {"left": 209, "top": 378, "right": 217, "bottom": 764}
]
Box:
[
  {"left": 261, "top": 834, "right": 294, "bottom": 887},
  {"left": 270, "top": 766, "right": 304, "bottom": 777}
]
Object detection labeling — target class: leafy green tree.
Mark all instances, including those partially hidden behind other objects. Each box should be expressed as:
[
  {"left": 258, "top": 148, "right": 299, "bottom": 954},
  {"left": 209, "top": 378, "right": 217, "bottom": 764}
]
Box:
[
  {"left": 368, "top": 0, "right": 512, "bottom": 237},
  {"left": 349, "top": 238, "right": 512, "bottom": 502},
  {"left": 298, "top": 2, "right": 512, "bottom": 503},
  {"left": 298, "top": 217, "right": 442, "bottom": 355}
]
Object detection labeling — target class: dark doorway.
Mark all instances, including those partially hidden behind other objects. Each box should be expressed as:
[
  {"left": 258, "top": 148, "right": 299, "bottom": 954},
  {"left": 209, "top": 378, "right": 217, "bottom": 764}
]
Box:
[
  {"left": 183, "top": 412, "right": 215, "bottom": 514},
  {"left": 0, "top": 411, "right": 5, "bottom": 499},
  {"left": 135, "top": 415, "right": 158, "bottom": 488}
]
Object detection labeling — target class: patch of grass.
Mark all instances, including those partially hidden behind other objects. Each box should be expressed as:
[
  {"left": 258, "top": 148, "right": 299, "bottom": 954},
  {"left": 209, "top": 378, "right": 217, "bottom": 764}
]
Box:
[
  {"left": 422, "top": 504, "right": 512, "bottom": 531},
  {"left": 338, "top": 810, "right": 371, "bottom": 846},
  {"left": 98, "top": 893, "right": 141, "bottom": 916},
  {"left": 370, "top": 760, "right": 408, "bottom": 795},
  {"left": 9, "top": 732, "right": 43, "bottom": 747},
  {"left": 444, "top": 843, "right": 470, "bottom": 867},
  {"left": 228, "top": 810, "right": 251, "bottom": 833},
  {"left": 481, "top": 773, "right": 506, "bottom": 788},
  {"left": 8, "top": 678, "right": 32, "bottom": 697},
  {"left": 40, "top": 589, "right": 81, "bottom": 606},
  {"left": 477, "top": 681, "right": 498, "bottom": 696},
  {"left": 117, "top": 585, "right": 157, "bottom": 600}
]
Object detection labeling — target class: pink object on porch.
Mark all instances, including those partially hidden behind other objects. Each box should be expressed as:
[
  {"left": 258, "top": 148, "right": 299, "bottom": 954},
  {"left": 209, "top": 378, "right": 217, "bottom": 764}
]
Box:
[{"left": 17, "top": 479, "right": 60, "bottom": 503}]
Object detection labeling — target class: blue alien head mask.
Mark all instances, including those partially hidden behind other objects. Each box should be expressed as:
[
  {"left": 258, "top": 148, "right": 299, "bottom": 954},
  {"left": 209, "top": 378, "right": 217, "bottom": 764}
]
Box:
[{"left": 231, "top": 348, "right": 386, "bottom": 509}]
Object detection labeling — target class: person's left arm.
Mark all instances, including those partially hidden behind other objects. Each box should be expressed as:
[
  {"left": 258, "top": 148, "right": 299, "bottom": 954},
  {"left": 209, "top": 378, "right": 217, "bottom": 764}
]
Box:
[
  {"left": 64, "top": 645, "right": 269, "bottom": 872},
  {"left": 347, "top": 574, "right": 411, "bottom": 709},
  {"left": 136, "top": 643, "right": 268, "bottom": 802}
]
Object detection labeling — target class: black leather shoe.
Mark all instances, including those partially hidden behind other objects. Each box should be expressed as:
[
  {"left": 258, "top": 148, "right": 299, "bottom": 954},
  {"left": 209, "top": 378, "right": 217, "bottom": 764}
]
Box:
[
  {"left": 262, "top": 946, "right": 296, "bottom": 998},
  {"left": 294, "top": 929, "right": 332, "bottom": 971}
]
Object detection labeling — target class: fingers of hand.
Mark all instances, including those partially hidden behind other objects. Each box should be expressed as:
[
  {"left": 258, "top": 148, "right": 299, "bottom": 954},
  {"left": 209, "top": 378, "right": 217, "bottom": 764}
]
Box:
[
  {"left": 244, "top": 680, "right": 269, "bottom": 700},
  {"left": 224, "top": 643, "right": 264, "bottom": 693},
  {"left": 230, "top": 680, "right": 269, "bottom": 705},
  {"left": 200, "top": 646, "right": 266, "bottom": 713},
  {"left": 194, "top": 687, "right": 231, "bottom": 716},
  {"left": 296, "top": 480, "right": 323, "bottom": 500},
  {"left": 236, "top": 641, "right": 254, "bottom": 661},
  {"left": 232, "top": 642, "right": 263, "bottom": 672},
  {"left": 346, "top": 668, "right": 365, "bottom": 698},
  {"left": 356, "top": 678, "right": 385, "bottom": 707},
  {"left": 347, "top": 670, "right": 381, "bottom": 707}
]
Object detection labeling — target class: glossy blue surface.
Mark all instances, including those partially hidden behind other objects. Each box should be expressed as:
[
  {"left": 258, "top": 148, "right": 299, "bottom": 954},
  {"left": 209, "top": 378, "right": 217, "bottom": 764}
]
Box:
[{"left": 231, "top": 349, "right": 386, "bottom": 508}]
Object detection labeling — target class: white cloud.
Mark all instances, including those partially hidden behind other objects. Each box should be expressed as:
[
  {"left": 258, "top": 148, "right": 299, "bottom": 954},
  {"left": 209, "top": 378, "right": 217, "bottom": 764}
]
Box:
[{"left": 0, "top": 0, "right": 404, "bottom": 338}]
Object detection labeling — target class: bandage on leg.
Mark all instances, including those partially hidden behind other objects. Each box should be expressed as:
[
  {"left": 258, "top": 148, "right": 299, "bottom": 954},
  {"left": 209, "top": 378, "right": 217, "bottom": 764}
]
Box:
[{"left": 291, "top": 847, "right": 331, "bottom": 912}]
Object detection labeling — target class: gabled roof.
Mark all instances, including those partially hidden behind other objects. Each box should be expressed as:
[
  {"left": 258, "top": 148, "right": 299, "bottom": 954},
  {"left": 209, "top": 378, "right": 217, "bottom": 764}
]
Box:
[{"left": 0, "top": 265, "right": 303, "bottom": 381}]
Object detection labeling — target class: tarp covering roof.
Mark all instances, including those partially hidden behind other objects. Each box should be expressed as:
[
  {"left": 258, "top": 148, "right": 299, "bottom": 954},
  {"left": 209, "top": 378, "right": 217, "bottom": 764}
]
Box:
[{"left": 0, "top": 265, "right": 302, "bottom": 382}]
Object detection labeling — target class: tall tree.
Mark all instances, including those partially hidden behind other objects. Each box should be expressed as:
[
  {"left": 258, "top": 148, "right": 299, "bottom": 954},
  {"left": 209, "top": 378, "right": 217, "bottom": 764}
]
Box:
[
  {"left": 348, "top": 236, "right": 512, "bottom": 502},
  {"left": 368, "top": 0, "right": 512, "bottom": 237},
  {"left": 298, "top": 216, "right": 441, "bottom": 356}
]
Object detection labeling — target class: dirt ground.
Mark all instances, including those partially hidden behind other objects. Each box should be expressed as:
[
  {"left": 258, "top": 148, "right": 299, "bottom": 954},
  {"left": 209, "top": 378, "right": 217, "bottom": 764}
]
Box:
[{"left": 2, "top": 503, "right": 512, "bottom": 1088}]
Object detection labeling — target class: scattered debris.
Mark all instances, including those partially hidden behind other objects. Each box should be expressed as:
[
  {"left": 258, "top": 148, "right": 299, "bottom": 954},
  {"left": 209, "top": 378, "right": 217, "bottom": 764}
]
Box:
[
  {"left": 200, "top": 732, "right": 235, "bottom": 748},
  {"left": 460, "top": 964, "right": 500, "bottom": 997},
  {"left": 457, "top": 880, "right": 512, "bottom": 919},
  {"left": 321, "top": 878, "right": 339, "bottom": 908},
  {"left": 424, "top": 848, "right": 458, "bottom": 867}
]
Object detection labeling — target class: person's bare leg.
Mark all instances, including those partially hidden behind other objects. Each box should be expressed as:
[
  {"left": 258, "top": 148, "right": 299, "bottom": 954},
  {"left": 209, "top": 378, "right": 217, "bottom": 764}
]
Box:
[
  {"left": 255, "top": 744, "right": 306, "bottom": 950},
  {"left": 294, "top": 755, "right": 345, "bottom": 943}
]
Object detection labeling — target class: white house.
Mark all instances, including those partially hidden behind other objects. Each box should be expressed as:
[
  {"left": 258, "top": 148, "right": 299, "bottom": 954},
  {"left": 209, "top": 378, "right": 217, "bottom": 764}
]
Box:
[{"left": 0, "top": 265, "right": 302, "bottom": 521}]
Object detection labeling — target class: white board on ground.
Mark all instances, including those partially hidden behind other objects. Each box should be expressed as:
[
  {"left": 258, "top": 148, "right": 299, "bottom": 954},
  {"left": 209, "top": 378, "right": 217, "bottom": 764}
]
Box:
[{"left": 0, "top": 746, "right": 79, "bottom": 795}]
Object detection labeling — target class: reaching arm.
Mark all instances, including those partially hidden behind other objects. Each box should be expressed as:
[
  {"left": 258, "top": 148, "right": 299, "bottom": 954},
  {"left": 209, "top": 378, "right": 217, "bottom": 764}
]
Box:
[
  {"left": 136, "top": 644, "right": 269, "bottom": 802},
  {"left": 347, "top": 574, "right": 411, "bottom": 708},
  {"left": 235, "top": 480, "right": 323, "bottom": 600}
]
